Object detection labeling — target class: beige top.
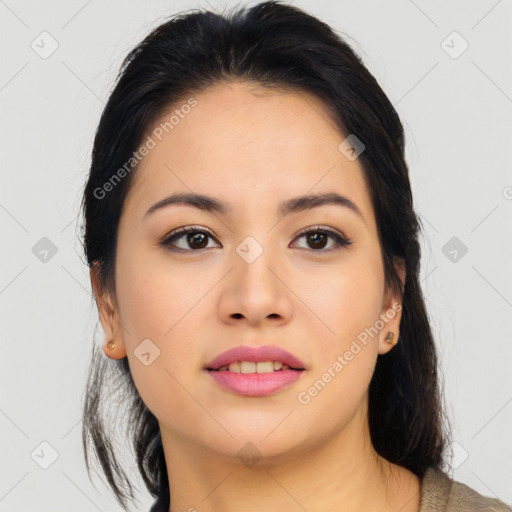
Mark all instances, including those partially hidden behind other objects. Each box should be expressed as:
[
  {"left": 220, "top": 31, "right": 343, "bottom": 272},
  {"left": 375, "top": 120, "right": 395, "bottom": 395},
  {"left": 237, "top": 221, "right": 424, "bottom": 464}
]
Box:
[{"left": 419, "top": 467, "right": 512, "bottom": 511}]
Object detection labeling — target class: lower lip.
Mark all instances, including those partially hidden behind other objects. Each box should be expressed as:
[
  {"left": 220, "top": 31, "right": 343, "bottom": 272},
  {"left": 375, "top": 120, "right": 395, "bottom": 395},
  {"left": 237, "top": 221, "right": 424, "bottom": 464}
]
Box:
[{"left": 207, "top": 369, "right": 304, "bottom": 396}]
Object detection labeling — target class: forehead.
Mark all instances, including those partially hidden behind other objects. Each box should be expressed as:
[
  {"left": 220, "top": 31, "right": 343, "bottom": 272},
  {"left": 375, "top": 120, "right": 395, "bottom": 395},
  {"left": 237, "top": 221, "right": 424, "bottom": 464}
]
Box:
[{"left": 123, "top": 81, "right": 375, "bottom": 227}]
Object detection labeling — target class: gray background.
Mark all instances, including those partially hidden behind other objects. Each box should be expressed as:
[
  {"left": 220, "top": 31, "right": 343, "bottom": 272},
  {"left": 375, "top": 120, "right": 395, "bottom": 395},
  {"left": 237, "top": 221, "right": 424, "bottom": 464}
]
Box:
[{"left": 1, "top": 0, "right": 511, "bottom": 510}]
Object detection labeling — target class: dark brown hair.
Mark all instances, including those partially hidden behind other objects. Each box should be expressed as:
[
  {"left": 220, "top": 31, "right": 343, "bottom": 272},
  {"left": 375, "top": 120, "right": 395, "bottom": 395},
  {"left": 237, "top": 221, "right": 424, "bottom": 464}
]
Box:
[{"left": 80, "top": 2, "right": 452, "bottom": 511}]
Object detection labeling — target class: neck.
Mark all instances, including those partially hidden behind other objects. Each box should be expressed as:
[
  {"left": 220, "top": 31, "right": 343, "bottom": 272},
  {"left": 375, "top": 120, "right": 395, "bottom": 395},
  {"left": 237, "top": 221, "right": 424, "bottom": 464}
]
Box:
[{"left": 159, "top": 403, "right": 421, "bottom": 512}]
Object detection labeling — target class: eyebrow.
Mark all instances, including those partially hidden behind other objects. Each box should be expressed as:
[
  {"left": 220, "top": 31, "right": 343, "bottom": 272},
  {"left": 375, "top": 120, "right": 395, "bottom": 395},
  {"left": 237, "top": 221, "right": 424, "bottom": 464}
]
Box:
[{"left": 145, "top": 191, "right": 365, "bottom": 223}]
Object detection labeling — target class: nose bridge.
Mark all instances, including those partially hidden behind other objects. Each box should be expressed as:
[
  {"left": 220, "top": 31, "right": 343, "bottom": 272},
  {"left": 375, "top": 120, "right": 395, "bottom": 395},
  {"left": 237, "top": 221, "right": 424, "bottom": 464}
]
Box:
[
  {"left": 234, "top": 232, "right": 279, "bottom": 292},
  {"left": 220, "top": 229, "right": 293, "bottom": 323}
]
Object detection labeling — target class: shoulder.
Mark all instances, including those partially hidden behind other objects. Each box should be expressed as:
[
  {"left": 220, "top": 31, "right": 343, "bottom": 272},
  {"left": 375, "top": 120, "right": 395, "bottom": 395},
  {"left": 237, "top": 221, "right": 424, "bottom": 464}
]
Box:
[{"left": 419, "top": 466, "right": 512, "bottom": 512}]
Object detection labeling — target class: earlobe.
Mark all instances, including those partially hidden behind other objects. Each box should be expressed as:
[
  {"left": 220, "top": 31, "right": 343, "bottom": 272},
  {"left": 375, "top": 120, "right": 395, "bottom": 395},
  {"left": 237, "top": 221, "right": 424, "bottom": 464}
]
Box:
[
  {"left": 103, "top": 339, "right": 127, "bottom": 359},
  {"left": 385, "top": 331, "right": 396, "bottom": 345},
  {"left": 89, "top": 264, "right": 124, "bottom": 355},
  {"left": 379, "top": 329, "right": 400, "bottom": 355},
  {"left": 379, "top": 258, "right": 405, "bottom": 355},
  {"left": 379, "top": 288, "right": 402, "bottom": 355}
]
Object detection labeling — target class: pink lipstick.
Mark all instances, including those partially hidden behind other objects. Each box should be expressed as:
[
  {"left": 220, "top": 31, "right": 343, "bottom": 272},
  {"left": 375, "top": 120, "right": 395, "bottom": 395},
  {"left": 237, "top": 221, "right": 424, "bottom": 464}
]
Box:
[{"left": 205, "top": 345, "right": 306, "bottom": 397}]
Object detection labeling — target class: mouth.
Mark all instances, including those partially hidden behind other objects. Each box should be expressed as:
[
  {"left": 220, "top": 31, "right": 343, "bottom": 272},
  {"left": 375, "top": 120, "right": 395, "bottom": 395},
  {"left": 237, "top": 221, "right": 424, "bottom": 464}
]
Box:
[
  {"left": 208, "top": 360, "right": 305, "bottom": 373},
  {"left": 205, "top": 345, "right": 306, "bottom": 373},
  {"left": 205, "top": 345, "right": 306, "bottom": 397}
]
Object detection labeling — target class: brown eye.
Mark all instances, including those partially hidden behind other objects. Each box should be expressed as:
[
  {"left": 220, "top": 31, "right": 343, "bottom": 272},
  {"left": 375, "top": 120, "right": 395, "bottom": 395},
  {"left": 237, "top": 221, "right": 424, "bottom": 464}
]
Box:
[
  {"left": 160, "top": 226, "right": 219, "bottom": 252},
  {"left": 305, "top": 232, "right": 328, "bottom": 250},
  {"left": 185, "top": 232, "right": 208, "bottom": 249},
  {"left": 292, "top": 226, "right": 353, "bottom": 253}
]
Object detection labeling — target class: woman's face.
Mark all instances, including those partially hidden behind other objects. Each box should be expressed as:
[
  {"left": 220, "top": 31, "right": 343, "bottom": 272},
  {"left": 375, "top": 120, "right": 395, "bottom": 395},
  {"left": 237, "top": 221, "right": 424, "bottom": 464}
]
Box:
[{"left": 92, "top": 81, "right": 404, "bottom": 463}]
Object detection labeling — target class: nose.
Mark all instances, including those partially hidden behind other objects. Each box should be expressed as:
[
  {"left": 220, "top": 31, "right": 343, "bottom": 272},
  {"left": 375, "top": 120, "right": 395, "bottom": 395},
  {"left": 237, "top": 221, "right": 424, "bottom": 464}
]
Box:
[{"left": 217, "top": 239, "right": 294, "bottom": 327}]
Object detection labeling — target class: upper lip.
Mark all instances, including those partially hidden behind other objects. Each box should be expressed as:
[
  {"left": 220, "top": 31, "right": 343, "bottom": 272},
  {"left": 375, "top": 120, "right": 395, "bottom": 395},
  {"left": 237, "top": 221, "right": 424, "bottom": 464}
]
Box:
[{"left": 206, "top": 345, "right": 306, "bottom": 370}]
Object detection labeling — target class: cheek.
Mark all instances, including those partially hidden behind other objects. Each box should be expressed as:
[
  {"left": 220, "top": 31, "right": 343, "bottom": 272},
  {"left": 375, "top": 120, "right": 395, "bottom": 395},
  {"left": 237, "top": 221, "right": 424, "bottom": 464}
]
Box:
[
  {"left": 113, "top": 241, "right": 231, "bottom": 409},
  {"left": 293, "top": 250, "right": 384, "bottom": 418},
  {"left": 115, "top": 240, "right": 212, "bottom": 341},
  {"left": 306, "top": 255, "right": 384, "bottom": 358},
  {"left": 294, "top": 269, "right": 383, "bottom": 427}
]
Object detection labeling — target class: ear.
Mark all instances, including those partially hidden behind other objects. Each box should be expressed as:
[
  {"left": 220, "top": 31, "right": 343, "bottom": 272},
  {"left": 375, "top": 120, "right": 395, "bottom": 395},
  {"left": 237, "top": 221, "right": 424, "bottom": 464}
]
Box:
[
  {"left": 378, "top": 257, "right": 406, "bottom": 355},
  {"left": 90, "top": 263, "right": 127, "bottom": 359}
]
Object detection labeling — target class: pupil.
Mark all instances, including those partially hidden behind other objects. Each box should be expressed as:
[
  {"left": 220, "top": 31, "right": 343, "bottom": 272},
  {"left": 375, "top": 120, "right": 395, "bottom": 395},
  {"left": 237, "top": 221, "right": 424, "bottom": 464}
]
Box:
[
  {"left": 309, "top": 233, "right": 326, "bottom": 249},
  {"left": 189, "top": 233, "right": 208, "bottom": 249}
]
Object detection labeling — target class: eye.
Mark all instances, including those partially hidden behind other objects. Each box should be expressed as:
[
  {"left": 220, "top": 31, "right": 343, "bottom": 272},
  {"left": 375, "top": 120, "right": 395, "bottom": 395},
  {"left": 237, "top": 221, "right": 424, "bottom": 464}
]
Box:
[
  {"left": 291, "top": 225, "right": 353, "bottom": 253},
  {"left": 159, "top": 225, "right": 353, "bottom": 253},
  {"left": 159, "top": 226, "right": 220, "bottom": 252}
]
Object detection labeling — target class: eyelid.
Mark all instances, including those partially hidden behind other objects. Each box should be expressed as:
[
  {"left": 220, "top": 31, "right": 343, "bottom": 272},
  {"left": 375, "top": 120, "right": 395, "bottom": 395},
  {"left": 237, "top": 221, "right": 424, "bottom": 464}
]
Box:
[
  {"left": 160, "top": 225, "right": 219, "bottom": 247},
  {"left": 294, "top": 224, "right": 347, "bottom": 240}
]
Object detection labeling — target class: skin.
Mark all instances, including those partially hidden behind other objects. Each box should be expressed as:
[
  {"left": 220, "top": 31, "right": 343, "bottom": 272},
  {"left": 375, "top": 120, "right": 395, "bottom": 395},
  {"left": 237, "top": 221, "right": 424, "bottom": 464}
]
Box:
[{"left": 90, "top": 81, "right": 421, "bottom": 512}]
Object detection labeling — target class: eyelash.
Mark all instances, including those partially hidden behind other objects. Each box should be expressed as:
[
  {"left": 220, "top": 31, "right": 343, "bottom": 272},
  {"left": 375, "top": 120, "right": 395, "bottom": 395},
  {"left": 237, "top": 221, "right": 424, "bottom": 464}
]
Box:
[{"left": 159, "top": 225, "right": 353, "bottom": 254}]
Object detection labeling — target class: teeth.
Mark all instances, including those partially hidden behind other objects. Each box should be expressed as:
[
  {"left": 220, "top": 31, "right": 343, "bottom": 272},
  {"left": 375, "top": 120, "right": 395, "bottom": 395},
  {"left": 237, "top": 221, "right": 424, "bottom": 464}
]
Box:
[
  {"left": 217, "top": 361, "right": 293, "bottom": 373},
  {"left": 240, "top": 361, "right": 256, "bottom": 373},
  {"left": 256, "top": 361, "right": 274, "bottom": 373},
  {"left": 229, "top": 361, "right": 241, "bottom": 373}
]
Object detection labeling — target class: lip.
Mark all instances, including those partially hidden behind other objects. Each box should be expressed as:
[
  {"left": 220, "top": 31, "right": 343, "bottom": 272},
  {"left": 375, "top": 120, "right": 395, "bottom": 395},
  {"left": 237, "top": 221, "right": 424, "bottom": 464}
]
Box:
[
  {"left": 205, "top": 345, "right": 306, "bottom": 371},
  {"left": 207, "top": 369, "right": 304, "bottom": 397},
  {"left": 205, "top": 345, "right": 307, "bottom": 397}
]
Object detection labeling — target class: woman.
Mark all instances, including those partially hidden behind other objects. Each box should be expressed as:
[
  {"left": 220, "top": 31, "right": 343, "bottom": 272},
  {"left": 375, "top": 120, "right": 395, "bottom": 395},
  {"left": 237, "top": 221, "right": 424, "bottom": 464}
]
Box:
[{"left": 80, "top": 1, "right": 511, "bottom": 511}]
